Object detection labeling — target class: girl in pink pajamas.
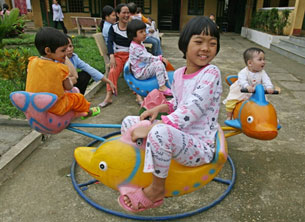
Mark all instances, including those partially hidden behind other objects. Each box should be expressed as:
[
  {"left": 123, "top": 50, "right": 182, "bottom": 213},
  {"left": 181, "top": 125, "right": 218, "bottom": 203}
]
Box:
[
  {"left": 119, "top": 16, "right": 222, "bottom": 212},
  {"left": 127, "top": 19, "right": 172, "bottom": 96}
]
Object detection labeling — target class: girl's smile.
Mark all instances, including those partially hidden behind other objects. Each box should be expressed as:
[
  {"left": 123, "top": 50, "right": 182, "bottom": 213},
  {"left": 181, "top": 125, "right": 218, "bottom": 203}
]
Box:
[{"left": 185, "top": 34, "right": 217, "bottom": 74}]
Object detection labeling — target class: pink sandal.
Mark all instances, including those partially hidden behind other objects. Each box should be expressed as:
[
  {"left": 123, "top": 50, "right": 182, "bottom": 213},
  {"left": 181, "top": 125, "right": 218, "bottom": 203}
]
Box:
[{"left": 118, "top": 187, "right": 163, "bottom": 213}]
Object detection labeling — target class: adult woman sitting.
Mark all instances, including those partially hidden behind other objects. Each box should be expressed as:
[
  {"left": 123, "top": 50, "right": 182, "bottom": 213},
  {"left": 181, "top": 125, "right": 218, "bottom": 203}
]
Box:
[{"left": 100, "top": 3, "right": 131, "bottom": 108}]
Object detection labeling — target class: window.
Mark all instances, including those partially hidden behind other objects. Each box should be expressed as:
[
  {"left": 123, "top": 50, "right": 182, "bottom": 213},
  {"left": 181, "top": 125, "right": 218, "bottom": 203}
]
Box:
[
  {"left": 263, "top": 0, "right": 270, "bottom": 7},
  {"left": 188, "top": 0, "right": 204, "bottom": 15},
  {"left": 61, "top": 0, "right": 90, "bottom": 13},
  {"left": 120, "top": 0, "right": 151, "bottom": 14},
  {"left": 68, "top": 0, "right": 84, "bottom": 12}
]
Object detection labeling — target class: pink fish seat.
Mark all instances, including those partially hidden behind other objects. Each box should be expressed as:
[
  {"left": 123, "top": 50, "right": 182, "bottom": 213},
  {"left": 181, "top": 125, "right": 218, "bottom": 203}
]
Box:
[{"left": 10, "top": 88, "right": 86, "bottom": 134}]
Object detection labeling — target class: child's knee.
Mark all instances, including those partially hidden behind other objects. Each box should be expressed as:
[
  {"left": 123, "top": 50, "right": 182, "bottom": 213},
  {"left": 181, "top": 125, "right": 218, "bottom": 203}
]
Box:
[{"left": 121, "top": 116, "right": 138, "bottom": 133}]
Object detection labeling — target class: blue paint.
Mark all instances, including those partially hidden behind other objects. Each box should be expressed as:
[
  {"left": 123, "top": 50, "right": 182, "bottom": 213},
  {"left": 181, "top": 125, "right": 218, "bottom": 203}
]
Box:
[
  {"left": 123, "top": 61, "right": 174, "bottom": 97},
  {"left": 49, "top": 118, "right": 53, "bottom": 123},
  {"left": 212, "top": 131, "right": 221, "bottom": 163},
  {"left": 226, "top": 75, "right": 238, "bottom": 85},
  {"left": 209, "top": 169, "right": 216, "bottom": 174},
  {"left": 193, "top": 182, "right": 201, "bottom": 188},
  {"left": 31, "top": 93, "right": 57, "bottom": 112},
  {"left": 29, "top": 118, "right": 53, "bottom": 133},
  {"left": 172, "top": 190, "right": 180, "bottom": 195},
  {"left": 10, "top": 91, "right": 30, "bottom": 112},
  {"left": 58, "top": 122, "right": 61, "bottom": 127},
  {"left": 119, "top": 147, "right": 141, "bottom": 186},
  {"left": 249, "top": 84, "right": 268, "bottom": 106}
]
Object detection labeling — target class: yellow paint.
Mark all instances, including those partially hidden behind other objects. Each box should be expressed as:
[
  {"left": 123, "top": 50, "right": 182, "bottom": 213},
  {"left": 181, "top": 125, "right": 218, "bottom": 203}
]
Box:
[{"left": 74, "top": 129, "right": 228, "bottom": 197}]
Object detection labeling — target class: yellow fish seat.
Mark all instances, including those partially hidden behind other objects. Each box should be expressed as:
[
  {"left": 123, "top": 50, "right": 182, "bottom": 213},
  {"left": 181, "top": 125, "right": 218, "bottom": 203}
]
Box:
[{"left": 74, "top": 127, "right": 228, "bottom": 197}]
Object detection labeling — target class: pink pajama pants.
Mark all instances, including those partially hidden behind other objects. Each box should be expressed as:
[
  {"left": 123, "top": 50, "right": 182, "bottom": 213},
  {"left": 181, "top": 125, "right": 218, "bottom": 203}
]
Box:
[
  {"left": 135, "top": 60, "right": 168, "bottom": 88},
  {"left": 121, "top": 116, "right": 215, "bottom": 178}
]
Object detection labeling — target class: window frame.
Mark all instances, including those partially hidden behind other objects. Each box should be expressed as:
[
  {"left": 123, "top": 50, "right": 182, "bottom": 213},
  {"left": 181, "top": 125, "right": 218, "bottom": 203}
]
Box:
[{"left": 188, "top": 0, "right": 205, "bottom": 15}]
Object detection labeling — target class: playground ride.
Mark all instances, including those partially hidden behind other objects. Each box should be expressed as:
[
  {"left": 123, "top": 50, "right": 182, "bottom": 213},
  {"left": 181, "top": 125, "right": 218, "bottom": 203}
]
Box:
[
  {"left": 9, "top": 77, "right": 280, "bottom": 220},
  {"left": 222, "top": 75, "right": 281, "bottom": 140},
  {"left": 9, "top": 90, "right": 121, "bottom": 141},
  {"left": 123, "top": 61, "right": 175, "bottom": 97},
  {"left": 74, "top": 126, "right": 228, "bottom": 197},
  {"left": 9, "top": 89, "right": 235, "bottom": 220}
]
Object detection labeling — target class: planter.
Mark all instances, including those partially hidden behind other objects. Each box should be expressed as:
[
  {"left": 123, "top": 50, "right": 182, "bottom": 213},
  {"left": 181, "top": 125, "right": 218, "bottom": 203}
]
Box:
[{"left": 241, "top": 27, "right": 289, "bottom": 49}]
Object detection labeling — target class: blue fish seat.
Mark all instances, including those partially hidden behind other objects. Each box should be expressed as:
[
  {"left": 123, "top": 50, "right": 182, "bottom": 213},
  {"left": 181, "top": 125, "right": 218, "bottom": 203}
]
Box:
[{"left": 123, "top": 61, "right": 174, "bottom": 97}]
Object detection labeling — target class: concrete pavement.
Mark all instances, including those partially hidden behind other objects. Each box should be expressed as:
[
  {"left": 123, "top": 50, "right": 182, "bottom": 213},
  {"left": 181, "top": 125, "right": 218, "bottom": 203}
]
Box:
[{"left": 0, "top": 33, "right": 304, "bottom": 221}]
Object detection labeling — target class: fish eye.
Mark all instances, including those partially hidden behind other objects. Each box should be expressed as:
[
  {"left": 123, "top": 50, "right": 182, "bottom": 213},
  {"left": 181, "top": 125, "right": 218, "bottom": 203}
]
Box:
[
  {"left": 247, "top": 116, "right": 254, "bottom": 123},
  {"left": 99, "top": 161, "right": 107, "bottom": 171}
]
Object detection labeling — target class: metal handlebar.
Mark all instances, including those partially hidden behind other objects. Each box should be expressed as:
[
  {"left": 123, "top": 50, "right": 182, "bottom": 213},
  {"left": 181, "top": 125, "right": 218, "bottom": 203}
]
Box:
[{"left": 240, "top": 89, "right": 279, "bottom": 94}]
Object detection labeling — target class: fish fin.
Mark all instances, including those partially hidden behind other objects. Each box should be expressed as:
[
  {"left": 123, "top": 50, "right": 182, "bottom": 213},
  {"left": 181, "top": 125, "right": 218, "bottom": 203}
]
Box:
[{"left": 224, "top": 119, "right": 241, "bottom": 129}]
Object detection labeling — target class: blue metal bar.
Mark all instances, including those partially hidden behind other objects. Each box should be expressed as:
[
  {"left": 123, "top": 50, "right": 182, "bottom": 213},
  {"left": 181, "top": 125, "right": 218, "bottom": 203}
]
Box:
[
  {"left": 78, "top": 179, "right": 98, "bottom": 188},
  {"left": 68, "top": 123, "right": 121, "bottom": 128},
  {"left": 67, "top": 127, "right": 106, "bottom": 141},
  {"left": 213, "top": 177, "right": 232, "bottom": 185}
]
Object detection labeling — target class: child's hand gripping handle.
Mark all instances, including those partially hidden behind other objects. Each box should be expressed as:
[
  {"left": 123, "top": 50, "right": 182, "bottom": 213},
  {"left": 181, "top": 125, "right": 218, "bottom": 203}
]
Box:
[{"left": 135, "top": 116, "right": 150, "bottom": 147}]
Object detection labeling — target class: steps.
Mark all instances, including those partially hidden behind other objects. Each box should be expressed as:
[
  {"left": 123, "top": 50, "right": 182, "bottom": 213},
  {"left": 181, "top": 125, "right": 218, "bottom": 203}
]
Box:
[
  {"left": 270, "top": 36, "right": 305, "bottom": 65},
  {"left": 23, "top": 20, "right": 37, "bottom": 32}
]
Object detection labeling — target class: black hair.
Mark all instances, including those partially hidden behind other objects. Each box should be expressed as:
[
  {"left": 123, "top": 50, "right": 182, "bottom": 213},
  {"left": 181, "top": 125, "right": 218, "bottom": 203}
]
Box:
[
  {"left": 66, "top": 34, "right": 73, "bottom": 44},
  {"left": 35, "top": 27, "right": 69, "bottom": 56},
  {"left": 102, "top": 5, "right": 114, "bottom": 19},
  {"left": 2, "top": 3, "right": 9, "bottom": 10},
  {"left": 243, "top": 47, "right": 265, "bottom": 65},
  {"left": 127, "top": 19, "right": 146, "bottom": 41},
  {"left": 136, "top": 7, "right": 142, "bottom": 14},
  {"left": 178, "top": 16, "right": 220, "bottom": 59},
  {"left": 115, "top": 3, "right": 128, "bottom": 14},
  {"left": 127, "top": 2, "right": 137, "bottom": 14},
  {"left": 100, "top": 5, "right": 115, "bottom": 30}
]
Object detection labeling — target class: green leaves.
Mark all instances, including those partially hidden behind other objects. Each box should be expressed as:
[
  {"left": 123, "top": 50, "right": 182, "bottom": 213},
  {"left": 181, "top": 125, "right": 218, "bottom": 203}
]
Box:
[
  {"left": 250, "top": 8, "right": 291, "bottom": 35},
  {"left": 0, "top": 8, "right": 25, "bottom": 47}
]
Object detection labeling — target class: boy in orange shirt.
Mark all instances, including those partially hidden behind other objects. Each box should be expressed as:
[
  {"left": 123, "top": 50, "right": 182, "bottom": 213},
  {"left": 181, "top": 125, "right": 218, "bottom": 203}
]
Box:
[{"left": 26, "top": 27, "right": 100, "bottom": 118}]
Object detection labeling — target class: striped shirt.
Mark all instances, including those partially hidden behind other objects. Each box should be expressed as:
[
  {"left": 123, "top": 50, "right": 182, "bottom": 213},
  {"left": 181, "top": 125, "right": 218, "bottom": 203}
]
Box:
[{"left": 107, "top": 23, "right": 131, "bottom": 54}]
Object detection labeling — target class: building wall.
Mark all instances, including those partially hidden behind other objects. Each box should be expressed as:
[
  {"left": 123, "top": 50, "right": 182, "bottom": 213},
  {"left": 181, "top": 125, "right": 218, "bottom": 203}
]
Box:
[
  {"left": 30, "top": 0, "right": 218, "bottom": 31},
  {"left": 180, "top": 0, "right": 217, "bottom": 30},
  {"left": 290, "top": 0, "right": 305, "bottom": 35},
  {"left": 32, "top": 0, "right": 43, "bottom": 27}
]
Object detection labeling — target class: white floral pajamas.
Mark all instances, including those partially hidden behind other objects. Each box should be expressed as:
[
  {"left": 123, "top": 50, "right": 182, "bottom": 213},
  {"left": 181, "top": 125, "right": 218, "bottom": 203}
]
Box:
[
  {"left": 121, "top": 65, "right": 222, "bottom": 178},
  {"left": 129, "top": 41, "right": 168, "bottom": 87}
]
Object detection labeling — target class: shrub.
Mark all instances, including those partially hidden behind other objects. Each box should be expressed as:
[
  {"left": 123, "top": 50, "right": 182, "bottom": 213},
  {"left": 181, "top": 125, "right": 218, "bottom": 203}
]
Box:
[
  {"left": 0, "top": 47, "right": 32, "bottom": 118},
  {"left": 0, "top": 8, "right": 25, "bottom": 47},
  {"left": 250, "top": 8, "right": 291, "bottom": 35}
]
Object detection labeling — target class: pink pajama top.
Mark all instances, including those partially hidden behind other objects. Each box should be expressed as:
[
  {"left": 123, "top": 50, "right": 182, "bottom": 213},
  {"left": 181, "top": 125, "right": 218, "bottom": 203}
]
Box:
[{"left": 161, "top": 65, "right": 222, "bottom": 145}]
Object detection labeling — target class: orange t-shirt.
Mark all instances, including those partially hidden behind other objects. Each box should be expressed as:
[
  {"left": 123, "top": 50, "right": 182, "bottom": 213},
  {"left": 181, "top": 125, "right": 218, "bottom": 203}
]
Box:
[{"left": 25, "top": 56, "right": 90, "bottom": 115}]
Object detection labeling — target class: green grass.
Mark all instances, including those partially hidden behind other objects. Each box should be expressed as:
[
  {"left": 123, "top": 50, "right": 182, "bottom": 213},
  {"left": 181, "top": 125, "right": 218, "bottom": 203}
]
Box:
[
  {"left": 72, "top": 36, "right": 106, "bottom": 73},
  {"left": 3, "top": 33, "right": 35, "bottom": 46},
  {"left": 0, "top": 34, "right": 106, "bottom": 118},
  {"left": 0, "top": 80, "right": 25, "bottom": 118}
]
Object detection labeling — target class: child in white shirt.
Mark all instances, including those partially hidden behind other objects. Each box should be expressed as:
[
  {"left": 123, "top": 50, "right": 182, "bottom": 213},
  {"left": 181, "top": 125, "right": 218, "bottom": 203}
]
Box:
[{"left": 224, "top": 47, "right": 274, "bottom": 120}]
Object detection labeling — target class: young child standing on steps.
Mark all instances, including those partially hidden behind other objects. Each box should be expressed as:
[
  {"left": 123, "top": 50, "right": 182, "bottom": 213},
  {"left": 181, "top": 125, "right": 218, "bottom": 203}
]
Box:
[
  {"left": 118, "top": 16, "right": 222, "bottom": 212},
  {"left": 224, "top": 47, "right": 274, "bottom": 120},
  {"left": 25, "top": 27, "right": 100, "bottom": 118},
  {"left": 127, "top": 19, "right": 172, "bottom": 96}
]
